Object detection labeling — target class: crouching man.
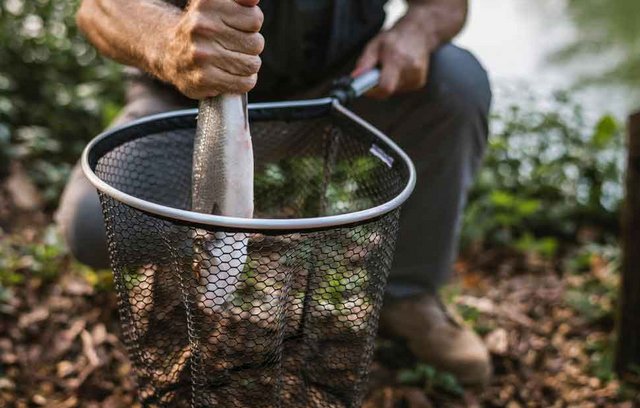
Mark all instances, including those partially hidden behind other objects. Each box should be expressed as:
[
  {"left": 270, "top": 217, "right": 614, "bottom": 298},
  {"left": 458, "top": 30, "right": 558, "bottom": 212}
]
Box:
[{"left": 58, "top": 0, "right": 493, "bottom": 386}]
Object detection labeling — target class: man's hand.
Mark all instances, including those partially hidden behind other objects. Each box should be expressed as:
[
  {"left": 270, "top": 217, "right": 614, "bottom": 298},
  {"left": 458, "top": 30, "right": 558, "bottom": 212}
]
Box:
[
  {"left": 352, "top": 23, "right": 434, "bottom": 99},
  {"left": 163, "top": 0, "right": 264, "bottom": 99},
  {"left": 351, "top": 0, "right": 467, "bottom": 99},
  {"left": 76, "top": 0, "right": 264, "bottom": 100}
]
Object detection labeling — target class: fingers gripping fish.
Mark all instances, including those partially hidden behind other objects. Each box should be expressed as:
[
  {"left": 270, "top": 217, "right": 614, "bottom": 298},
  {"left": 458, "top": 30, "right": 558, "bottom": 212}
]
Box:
[{"left": 192, "top": 94, "right": 254, "bottom": 312}]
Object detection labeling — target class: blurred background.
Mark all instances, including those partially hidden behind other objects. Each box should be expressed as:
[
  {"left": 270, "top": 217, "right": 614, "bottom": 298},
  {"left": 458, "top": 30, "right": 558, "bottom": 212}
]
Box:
[{"left": 0, "top": 0, "right": 638, "bottom": 406}]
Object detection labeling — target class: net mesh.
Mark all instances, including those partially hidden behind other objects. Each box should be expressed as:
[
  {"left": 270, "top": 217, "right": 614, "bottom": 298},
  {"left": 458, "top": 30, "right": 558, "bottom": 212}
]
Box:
[{"left": 91, "top": 105, "right": 409, "bottom": 407}]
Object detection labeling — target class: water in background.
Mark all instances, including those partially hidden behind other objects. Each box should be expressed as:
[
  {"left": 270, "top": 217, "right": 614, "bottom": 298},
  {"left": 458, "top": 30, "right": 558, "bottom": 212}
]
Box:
[{"left": 386, "top": 0, "right": 638, "bottom": 118}]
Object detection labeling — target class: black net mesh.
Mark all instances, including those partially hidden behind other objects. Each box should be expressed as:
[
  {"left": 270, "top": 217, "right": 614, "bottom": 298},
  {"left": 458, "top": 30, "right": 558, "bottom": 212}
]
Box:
[{"left": 89, "top": 104, "right": 410, "bottom": 407}]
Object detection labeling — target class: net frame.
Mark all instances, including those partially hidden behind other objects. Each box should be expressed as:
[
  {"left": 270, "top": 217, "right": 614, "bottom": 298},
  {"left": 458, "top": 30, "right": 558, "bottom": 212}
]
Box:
[
  {"left": 82, "top": 97, "right": 416, "bottom": 408},
  {"left": 83, "top": 99, "right": 415, "bottom": 231}
]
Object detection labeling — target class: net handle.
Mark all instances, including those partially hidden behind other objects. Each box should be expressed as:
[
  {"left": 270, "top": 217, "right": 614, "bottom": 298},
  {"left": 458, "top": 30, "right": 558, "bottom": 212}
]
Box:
[
  {"left": 330, "top": 69, "right": 381, "bottom": 105},
  {"left": 350, "top": 69, "right": 382, "bottom": 98}
]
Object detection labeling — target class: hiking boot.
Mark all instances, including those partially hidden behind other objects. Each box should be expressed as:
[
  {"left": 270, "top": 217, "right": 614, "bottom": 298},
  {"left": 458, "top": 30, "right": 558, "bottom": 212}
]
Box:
[{"left": 379, "top": 293, "right": 492, "bottom": 387}]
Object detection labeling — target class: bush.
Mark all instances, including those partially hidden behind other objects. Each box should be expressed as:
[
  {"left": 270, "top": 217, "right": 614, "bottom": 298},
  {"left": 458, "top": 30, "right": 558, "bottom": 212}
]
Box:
[
  {"left": 555, "top": 0, "right": 640, "bottom": 93},
  {"left": 462, "top": 90, "right": 625, "bottom": 251},
  {"left": 0, "top": 0, "right": 124, "bottom": 206}
]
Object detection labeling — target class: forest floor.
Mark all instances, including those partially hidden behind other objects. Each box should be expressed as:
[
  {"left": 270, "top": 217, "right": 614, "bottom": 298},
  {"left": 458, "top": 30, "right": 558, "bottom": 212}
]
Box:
[{"left": 1, "top": 183, "right": 639, "bottom": 408}]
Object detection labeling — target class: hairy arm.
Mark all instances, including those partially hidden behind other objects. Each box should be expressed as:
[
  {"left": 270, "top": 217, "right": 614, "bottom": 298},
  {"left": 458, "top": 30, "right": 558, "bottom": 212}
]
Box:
[
  {"left": 76, "top": 0, "right": 265, "bottom": 99},
  {"left": 76, "top": 0, "right": 180, "bottom": 79},
  {"left": 353, "top": 0, "right": 468, "bottom": 98},
  {"left": 401, "top": 0, "right": 468, "bottom": 50}
]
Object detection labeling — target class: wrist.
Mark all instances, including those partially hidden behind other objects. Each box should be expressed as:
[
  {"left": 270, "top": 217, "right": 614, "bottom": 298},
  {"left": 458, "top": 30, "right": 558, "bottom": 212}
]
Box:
[
  {"left": 142, "top": 7, "right": 182, "bottom": 82},
  {"left": 396, "top": 5, "right": 444, "bottom": 51}
]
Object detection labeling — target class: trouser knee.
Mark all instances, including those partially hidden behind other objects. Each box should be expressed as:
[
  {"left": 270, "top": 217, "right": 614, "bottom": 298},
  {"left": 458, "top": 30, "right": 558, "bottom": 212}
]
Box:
[
  {"left": 55, "top": 164, "right": 110, "bottom": 269},
  {"left": 56, "top": 79, "right": 193, "bottom": 269},
  {"left": 428, "top": 44, "right": 492, "bottom": 122}
]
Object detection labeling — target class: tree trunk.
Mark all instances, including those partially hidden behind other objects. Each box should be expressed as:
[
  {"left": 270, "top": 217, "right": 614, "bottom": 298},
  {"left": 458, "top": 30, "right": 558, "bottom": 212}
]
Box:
[{"left": 615, "top": 111, "right": 640, "bottom": 377}]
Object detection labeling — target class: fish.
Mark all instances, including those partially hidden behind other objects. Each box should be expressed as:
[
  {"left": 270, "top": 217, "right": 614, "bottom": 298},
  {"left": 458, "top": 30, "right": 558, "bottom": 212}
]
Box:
[{"left": 192, "top": 94, "right": 254, "bottom": 312}]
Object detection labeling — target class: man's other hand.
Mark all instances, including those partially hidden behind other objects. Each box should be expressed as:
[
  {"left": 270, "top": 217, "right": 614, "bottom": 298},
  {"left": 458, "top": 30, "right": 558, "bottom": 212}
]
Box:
[
  {"left": 163, "top": 0, "right": 264, "bottom": 99},
  {"left": 351, "top": 18, "right": 436, "bottom": 99}
]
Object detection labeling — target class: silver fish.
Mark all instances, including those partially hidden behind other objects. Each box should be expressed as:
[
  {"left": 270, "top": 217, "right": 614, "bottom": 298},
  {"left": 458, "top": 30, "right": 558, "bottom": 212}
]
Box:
[{"left": 192, "top": 94, "right": 254, "bottom": 312}]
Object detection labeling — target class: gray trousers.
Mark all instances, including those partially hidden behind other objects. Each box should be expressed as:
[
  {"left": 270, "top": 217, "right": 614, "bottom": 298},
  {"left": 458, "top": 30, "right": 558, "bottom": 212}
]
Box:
[{"left": 56, "top": 44, "right": 491, "bottom": 295}]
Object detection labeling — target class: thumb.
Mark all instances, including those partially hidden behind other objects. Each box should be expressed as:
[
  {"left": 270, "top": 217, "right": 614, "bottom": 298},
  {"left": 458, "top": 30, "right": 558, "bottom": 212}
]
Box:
[{"left": 351, "top": 39, "right": 381, "bottom": 78}]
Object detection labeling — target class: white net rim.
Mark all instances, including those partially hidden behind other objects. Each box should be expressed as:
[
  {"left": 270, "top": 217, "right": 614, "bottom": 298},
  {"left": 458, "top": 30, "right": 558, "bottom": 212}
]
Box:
[{"left": 81, "top": 99, "right": 417, "bottom": 231}]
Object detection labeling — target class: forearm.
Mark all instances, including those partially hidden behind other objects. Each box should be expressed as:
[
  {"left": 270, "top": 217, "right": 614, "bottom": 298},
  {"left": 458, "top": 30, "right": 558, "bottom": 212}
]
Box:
[
  {"left": 400, "top": 0, "right": 468, "bottom": 49},
  {"left": 76, "top": 0, "right": 180, "bottom": 79}
]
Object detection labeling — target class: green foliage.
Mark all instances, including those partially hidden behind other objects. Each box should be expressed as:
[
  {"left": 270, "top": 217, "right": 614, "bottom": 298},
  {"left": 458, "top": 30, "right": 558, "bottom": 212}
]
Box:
[
  {"left": 619, "top": 382, "right": 640, "bottom": 401},
  {"left": 564, "top": 244, "right": 620, "bottom": 325},
  {"left": 0, "top": 0, "right": 124, "bottom": 205},
  {"left": 565, "top": 288, "right": 612, "bottom": 324},
  {"left": 553, "top": 0, "right": 640, "bottom": 95},
  {"left": 397, "top": 363, "right": 465, "bottom": 397},
  {"left": 462, "top": 91, "right": 624, "bottom": 251},
  {"left": 0, "top": 226, "right": 66, "bottom": 285},
  {"left": 0, "top": 226, "right": 113, "bottom": 294},
  {"left": 455, "top": 302, "right": 480, "bottom": 325},
  {"left": 585, "top": 334, "right": 617, "bottom": 382},
  {"left": 255, "top": 156, "right": 381, "bottom": 218},
  {"left": 314, "top": 266, "right": 369, "bottom": 307},
  {"left": 78, "top": 264, "right": 113, "bottom": 291},
  {"left": 235, "top": 225, "right": 377, "bottom": 311},
  {"left": 514, "top": 233, "right": 559, "bottom": 259}
]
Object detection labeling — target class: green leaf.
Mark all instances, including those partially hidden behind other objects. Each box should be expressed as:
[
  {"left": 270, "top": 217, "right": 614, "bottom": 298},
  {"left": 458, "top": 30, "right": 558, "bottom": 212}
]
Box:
[
  {"left": 434, "top": 372, "right": 465, "bottom": 397},
  {"left": 397, "top": 369, "right": 423, "bottom": 385},
  {"left": 514, "top": 234, "right": 559, "bottom": 258},
  {"left": 490, "top": 191, "right": 515, "bottom": 208},
  {"left": 591, "top": 115, "right": 619, "bottom": 148},
  {"left": 538, "top": 237, "right": 559, "bottom": 258},
  {"left": 101, "top": 100, "right": 122, "bottom": 127},
  {"left": 516, "top": 199, "right": 542, "bottom": 216},
  {"left": 418, "top": 364, "right": 437, "bottom": 380}
]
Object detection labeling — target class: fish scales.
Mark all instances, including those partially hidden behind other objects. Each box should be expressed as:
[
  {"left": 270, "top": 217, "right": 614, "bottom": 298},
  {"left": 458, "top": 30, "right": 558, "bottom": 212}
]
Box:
[
  {"left": 193, "top": 94, "right": 253, "bottom": 217},
  {"left": 192, "top": 94, "right": 254, "bottom": 312}
]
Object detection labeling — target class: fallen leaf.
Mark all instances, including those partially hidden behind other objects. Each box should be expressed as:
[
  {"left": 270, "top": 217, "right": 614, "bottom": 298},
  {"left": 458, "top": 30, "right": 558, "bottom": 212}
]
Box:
[
  {"left": 50, "top": 320, "right": 85, "bottom": 359},
  {"left": 91, "top": 324, "right": 107, "bottom": 346},
  {"left": 0, "top": 378, "right": 16, "bottom": 390},
  {"left": 32, "top": 394, "right": 47, "bottom": 406},
  {"left": 5, "top": 162, "right": 43, "bottom": 212},
  {"left": 56, "top": 361, "right": 75, "bottom": 378},
  {"left": 486, "top": 328, "right": 509, "bottom": 355},
  {"left": 18, "top": 307, "right": 49, "bottom": 329},
  {"left": 81, "top": 330, "right": 101, "bottom": 367}
]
